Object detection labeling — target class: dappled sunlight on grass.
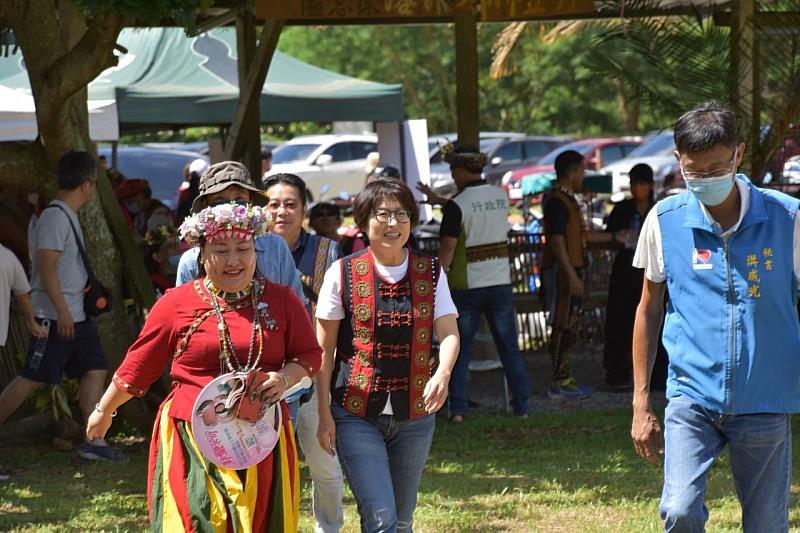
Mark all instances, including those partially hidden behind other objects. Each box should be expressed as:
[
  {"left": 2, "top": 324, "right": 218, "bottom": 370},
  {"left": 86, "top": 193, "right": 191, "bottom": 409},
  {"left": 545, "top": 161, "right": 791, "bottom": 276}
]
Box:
[{"left": 3, "top": 409, "right": 800, "bottom": 531}]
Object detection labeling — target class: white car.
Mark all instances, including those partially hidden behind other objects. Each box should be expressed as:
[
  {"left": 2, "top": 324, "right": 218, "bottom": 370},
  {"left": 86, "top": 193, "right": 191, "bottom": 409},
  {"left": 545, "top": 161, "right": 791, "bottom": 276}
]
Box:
[
  {"left": 267, "top": 134, "right": 378, "bottom": 201},
  {"left": 601, "top": 131, "right": 679, "bottom": 194}
]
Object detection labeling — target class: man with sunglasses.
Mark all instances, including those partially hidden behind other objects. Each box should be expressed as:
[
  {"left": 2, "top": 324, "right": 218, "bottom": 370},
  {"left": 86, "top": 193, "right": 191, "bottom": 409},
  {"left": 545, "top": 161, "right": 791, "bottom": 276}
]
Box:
[{"left": 631, "top": 102, "right": 800, "bottom": 531}]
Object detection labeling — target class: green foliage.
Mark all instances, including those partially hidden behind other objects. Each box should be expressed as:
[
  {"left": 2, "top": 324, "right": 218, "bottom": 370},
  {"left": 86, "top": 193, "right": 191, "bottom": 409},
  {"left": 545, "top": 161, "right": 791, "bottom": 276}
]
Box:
[
  {"left": 278, "top": 24, "right": 667, "bottom": 136},
  {"left": 73, "top": 0, "right": 211, "bottom": 31},
  {"left": 587, "top": 0, "right": 800, "bottom": 181}
]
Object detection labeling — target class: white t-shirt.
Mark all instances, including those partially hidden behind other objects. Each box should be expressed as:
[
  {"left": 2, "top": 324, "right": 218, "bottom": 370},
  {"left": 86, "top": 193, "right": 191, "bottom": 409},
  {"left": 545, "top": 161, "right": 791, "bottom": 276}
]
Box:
[
  {"left": 1, "top": 244, "right": 31, "bottom": 346},
  {"left": 316, "top": 252, "right": 458, "bottom": 321},
  {"left": 316, "top": 250, "right": 458, "bottom": 415},
  {"left": 633, "top": 178, "right": 800, "bottom": 284}
]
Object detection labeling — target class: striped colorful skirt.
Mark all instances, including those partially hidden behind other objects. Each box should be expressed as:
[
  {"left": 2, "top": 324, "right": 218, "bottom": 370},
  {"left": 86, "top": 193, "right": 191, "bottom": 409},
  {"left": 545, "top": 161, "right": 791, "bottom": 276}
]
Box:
[{"left": 147, "top": 398, "right": 299, "bottom": 532}]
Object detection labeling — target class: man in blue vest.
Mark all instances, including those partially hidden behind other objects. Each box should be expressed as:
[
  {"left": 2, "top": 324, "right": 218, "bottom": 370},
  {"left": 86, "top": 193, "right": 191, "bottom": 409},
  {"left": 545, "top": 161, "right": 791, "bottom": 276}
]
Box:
[{"left": 631, "top": 101, "right": 800, "bottom": 531}]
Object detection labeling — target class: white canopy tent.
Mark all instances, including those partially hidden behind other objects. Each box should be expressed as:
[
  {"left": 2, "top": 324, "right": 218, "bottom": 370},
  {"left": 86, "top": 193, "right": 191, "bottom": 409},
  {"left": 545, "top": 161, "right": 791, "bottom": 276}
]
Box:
[{"left": 0, "top": 85, "right": 119, "bottom": 142}]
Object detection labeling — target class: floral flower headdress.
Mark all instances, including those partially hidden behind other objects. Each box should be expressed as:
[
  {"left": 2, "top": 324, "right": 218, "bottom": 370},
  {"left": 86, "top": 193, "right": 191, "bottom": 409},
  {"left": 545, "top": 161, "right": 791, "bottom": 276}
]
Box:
[
  {"left": 179, "top": 202, "right": 271, "bottom": 246},
  {"left": 144, "top": 224, "right": 178, "bottom": 253}
]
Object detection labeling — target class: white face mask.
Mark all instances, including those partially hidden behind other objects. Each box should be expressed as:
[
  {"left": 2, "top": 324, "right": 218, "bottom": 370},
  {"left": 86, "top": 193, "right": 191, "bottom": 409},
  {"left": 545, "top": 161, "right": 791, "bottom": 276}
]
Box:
[{"left": 681, "top": 150, "right": 737, "bottom": 206}]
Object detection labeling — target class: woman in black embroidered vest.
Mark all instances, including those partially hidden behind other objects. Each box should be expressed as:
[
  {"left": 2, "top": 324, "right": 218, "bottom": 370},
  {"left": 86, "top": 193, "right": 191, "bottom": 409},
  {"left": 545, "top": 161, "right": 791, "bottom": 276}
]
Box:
[{"left": 315, "top": 180, "right": 460, "bottom": 532}]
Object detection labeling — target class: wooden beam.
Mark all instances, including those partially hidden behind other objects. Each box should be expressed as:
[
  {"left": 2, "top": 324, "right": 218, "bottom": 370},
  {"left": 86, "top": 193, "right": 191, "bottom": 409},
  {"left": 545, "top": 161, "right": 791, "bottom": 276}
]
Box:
[
  {"left": 234, "top": 3, "right": 263, "bottom": 186},
  {"left": 455, "top": 14, "right": 479, "bottom": 149},
  {"left": 224, "top": 19, "right": 284, "bottom": 168},
  {"left": 730, "top": 0, "right": 755, "bottom": 174}
]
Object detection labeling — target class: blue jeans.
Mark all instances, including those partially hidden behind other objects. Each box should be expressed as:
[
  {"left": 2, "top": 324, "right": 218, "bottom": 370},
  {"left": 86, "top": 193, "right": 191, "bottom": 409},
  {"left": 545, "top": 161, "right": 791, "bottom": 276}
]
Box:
[
  {"left": 449, "top": 285, "right": 530, "bottom": 416},
  {"left": 660, "top": 395, "right": 791, "bottom": 532},
  {"left": 331, "top": 403, "right": 435, "bottom": 533}
]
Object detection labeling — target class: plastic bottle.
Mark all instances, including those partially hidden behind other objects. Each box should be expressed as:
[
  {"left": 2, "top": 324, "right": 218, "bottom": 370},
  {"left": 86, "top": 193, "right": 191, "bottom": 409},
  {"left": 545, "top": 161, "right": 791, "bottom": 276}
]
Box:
[
  {"left": 626, "top": 212, "right": 641, "bottom": 250},
  {"left": 28, "top": 319, "right": 50, "bottom": 371}
]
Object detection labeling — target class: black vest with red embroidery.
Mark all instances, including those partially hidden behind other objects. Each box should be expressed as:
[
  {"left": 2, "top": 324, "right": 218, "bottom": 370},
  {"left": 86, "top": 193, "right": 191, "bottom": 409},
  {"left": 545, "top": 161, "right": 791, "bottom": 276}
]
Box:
[{"left": 333, "top": 248, "right": 438, "bottom": 421}]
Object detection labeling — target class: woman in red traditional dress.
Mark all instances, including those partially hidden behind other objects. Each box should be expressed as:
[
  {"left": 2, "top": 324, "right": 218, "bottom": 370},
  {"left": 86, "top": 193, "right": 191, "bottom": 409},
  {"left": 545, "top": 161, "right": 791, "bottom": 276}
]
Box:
[
  {"left": 315, "top": 179, "right": 460, "bottom": 532},
  {"left": 87, "top": 200, "right": 321, "bottom": 532}
]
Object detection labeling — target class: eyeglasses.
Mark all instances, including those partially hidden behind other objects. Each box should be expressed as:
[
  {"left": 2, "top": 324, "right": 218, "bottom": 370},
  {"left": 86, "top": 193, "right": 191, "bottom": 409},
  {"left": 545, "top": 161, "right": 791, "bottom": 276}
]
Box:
[
  {"left": 372, "top": 209, "right": 411, "bottom": 224},
  {"left": 681, "top": 149, "right": 737, "bottom": 181}
]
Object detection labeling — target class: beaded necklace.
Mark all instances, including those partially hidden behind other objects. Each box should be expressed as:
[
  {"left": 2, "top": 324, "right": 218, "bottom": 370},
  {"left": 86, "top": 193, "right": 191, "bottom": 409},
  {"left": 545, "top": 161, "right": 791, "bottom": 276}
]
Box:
[{"left": 205, "top": 278, "right": 264, "bottom": 374}]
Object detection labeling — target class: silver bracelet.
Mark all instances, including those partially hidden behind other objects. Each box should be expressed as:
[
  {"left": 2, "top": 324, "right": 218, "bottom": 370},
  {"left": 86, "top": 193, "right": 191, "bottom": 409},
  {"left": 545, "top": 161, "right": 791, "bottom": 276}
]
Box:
[
  {"left": 278, "top": 372, "right": 290, "bottom": 390},
  {"left": 95, "top": 403, "right": 117, "bottom": 418}
]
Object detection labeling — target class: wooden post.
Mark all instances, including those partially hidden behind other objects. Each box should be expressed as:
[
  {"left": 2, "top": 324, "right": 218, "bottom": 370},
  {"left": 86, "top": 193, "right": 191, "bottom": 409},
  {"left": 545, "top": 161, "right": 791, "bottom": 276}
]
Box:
[
  {"left": 455, "top": 14, "right": 479, "bottom": 149},
  {"left": 224, "top": 19, "right": 285, "bottom": 183},
  {"left": 730, "top": 0, "right": 755, "bottom": 175},
  {"left": 235, "top": 3, "right": 263, "bottom": 186}
]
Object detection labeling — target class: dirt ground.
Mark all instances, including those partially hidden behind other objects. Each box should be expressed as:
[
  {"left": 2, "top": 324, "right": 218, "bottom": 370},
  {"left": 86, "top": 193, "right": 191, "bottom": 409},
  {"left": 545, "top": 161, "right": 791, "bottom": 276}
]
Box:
[{"left": 463, "top": 340, "right": 668, "bottom": 416}]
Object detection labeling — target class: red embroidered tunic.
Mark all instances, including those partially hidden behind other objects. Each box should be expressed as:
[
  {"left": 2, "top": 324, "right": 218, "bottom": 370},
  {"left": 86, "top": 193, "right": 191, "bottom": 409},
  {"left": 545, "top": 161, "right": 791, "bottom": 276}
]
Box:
[{"left": 113, "top": 279, "right": 321, "bottom": 421}]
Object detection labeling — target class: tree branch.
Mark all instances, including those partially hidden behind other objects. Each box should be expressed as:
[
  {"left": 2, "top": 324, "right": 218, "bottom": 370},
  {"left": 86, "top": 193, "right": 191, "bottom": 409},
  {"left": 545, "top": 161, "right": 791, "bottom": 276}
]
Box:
[{"left": 45, "top": 12, "right": 125, "bottom": 102}]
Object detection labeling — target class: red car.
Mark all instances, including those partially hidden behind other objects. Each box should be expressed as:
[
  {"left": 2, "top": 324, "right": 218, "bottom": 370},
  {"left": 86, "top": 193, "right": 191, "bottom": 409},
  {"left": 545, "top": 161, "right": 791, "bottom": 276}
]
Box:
[{"left": 502, "top": 138, "right": 642, "bottom": 200}]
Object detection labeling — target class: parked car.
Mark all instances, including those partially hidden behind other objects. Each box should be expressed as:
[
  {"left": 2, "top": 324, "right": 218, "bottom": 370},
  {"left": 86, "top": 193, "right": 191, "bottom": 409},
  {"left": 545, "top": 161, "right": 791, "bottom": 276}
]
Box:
[
  {"left": 267, "top": 134, "right": 377, "bottom": 201},
  {"left": 427, "top": 132, "right": 548, "bottom": 199},
  {"left": 600, "top": 131, "right": 679, "bottom": 193},
  {"left": 502, "top": 138, "right": 642, "bottom": 201},
  {"left": 142, "top": 141, "right": 279, "bottom": 158},
  {"left": 98, "top": 146, "right": 208, "bottom": 211}
]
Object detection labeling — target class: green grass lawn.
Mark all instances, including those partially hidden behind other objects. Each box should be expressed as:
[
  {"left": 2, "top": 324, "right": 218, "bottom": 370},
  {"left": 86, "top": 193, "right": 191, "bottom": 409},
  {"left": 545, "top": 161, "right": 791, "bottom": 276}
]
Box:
[{"left": 2, "top": 408, "right": 800, "bottom": 532}]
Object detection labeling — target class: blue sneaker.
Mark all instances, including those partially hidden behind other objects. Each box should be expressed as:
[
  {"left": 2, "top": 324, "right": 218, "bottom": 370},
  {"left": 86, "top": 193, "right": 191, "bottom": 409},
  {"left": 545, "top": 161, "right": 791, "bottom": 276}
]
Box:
[
  {"left": 548, "top": 378, "right": 593, "bottom": 400},
  {"left": 77, "top": 442, "right": 127, "bottom": 463}
]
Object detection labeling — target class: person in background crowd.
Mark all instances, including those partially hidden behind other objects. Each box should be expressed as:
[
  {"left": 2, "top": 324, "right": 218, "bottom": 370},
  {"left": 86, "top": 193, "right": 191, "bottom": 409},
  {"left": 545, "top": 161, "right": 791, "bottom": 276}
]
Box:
[
  {"left": 0, "top": 151, "right": 121, "bottom": 462},
  {"left": 0, "top": 243, "right": 48, "bottom": 482},
  {"left": 367, "top": 164, "right": 402, "bottom": 185},
  {"left": 264, "top": 173, "right": 344, "bottom": 533},
  {"left": 143, "top": 225, "right": 181, "bottom": 298},
  {"left": 438, "top": 146, "right": 530, "bottom": 422},
  {"left": 176, "top": 158, "right": 209, "bottom": 223},
  {"left": 632, "top": 101, "right": 800, "bottom": 531},
  {"left": 364, "top": 151, "right": 380, "bottom": 179},
  {"left": 603, "top": 164, "right": 656, "bottom": 391},
  {"left": 175, "top": 161, "right": 305, "bottom": 309},
  {"left": 0, "top": 242, "right": 48, "bottom": 347},
  {"left": 87, "top": 201, "right": 321, "bottom": 530},
  {"left": 261, "top": 147, "right": 273, "bottom": 177},
  {"left": 316, "top": 179, "right": 459, "bottom": 532},
  {"left": 541, "top": 150, "right": 623, "bottom": 400},
  {"left": 115, "top": 178, "right": 174, "bottom": 242},
  {"left": 309, "top": 202, "right": 343, "bottom": 242},
  {"left": 0, "top": 194, "right": 30, "bottom": 274}
]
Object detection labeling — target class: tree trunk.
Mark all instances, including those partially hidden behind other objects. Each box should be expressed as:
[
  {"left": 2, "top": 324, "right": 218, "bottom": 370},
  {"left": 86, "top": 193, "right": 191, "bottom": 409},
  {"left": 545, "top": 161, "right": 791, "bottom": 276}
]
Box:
[{"left": 0, "top": 2, "right": 147, "bottom": 429}]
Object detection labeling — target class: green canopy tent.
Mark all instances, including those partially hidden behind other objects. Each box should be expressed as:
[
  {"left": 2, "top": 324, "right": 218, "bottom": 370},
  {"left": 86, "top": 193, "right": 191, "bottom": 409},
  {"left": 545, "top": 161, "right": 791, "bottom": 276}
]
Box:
[{"left": 0, "top": 27, "right": 404, "bottom": 132}]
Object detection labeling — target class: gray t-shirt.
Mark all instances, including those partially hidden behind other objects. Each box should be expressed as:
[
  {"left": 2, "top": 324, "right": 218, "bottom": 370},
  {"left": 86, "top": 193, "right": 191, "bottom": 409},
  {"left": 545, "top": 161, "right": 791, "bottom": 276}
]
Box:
[{"left": 30, "top": 200, "right": 88, "bottom": 321}]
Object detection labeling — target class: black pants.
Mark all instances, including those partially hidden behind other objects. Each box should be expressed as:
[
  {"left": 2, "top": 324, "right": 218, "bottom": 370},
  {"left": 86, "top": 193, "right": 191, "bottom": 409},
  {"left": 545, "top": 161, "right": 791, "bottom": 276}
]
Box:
[{"left": 603, "top": 250, "right": 668, "bottom": 389}]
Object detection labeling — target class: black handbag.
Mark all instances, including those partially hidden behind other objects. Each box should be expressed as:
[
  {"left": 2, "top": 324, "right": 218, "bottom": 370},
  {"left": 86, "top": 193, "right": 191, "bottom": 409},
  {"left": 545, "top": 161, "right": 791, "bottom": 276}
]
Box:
[{"left": 49, "top": 204, "right": 111, "bottom": 317}]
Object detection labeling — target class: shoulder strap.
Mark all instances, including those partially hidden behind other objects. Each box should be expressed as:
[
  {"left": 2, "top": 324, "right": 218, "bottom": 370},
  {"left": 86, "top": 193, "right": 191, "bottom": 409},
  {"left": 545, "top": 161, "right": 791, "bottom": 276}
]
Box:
[{"left": 46, "top": 204, "right": 99, "bottom": 282}]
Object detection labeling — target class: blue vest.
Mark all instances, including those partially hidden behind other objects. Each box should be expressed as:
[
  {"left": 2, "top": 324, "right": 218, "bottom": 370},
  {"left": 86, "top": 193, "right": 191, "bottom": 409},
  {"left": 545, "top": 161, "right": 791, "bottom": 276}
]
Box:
[{"left": 658, "top": 177, "right": 800, "bottom": 414}]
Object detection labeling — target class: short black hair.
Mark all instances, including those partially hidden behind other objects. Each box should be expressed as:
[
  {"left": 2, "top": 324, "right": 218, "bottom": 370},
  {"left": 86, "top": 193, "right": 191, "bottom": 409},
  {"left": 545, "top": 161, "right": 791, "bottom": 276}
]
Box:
[
  {"left": 369, "top": 165, "right": 402, "bottom": 181},
  {"left": 674, "top": 101, "right": 738, "bottom": 154},
  {"left": 57, "top": 151, "right": 97, "bottom": 190},
  {"left": 261, "top": 148, "right": 272, "bottom": 159},
  {"left": 629, "top": 163, "right": 654, "bottom": 183},
  {"left": 554, "top": 150, "right": 584, "bottom": 180},
  {"left": 263, "top": 173, "right": 310, "bottom": 206},
  {"left": 353, "top": 179, "right": 419, "bottom": 231},
  {"left": 309, "top": 202, "right": 341, "bottom": 219}
]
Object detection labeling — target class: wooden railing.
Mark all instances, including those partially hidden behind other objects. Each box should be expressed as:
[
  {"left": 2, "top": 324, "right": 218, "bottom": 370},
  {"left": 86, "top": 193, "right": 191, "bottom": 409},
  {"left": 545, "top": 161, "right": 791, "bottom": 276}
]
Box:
[{"left": 417, "top": 232, "right": 615, "bottom": 354}]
